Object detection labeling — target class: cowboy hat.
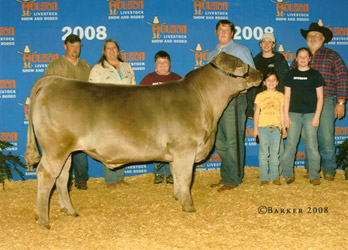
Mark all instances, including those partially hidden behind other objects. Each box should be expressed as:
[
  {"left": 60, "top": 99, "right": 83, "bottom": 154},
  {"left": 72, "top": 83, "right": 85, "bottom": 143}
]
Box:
[{"left": 300, "top": 22, "right": 333, "bottom": 43}]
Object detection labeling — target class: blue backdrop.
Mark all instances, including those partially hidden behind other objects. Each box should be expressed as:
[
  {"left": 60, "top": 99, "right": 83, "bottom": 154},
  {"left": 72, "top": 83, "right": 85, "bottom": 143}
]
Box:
[{"left": 1, "top": 0, "right": 347, "bottom": 180}]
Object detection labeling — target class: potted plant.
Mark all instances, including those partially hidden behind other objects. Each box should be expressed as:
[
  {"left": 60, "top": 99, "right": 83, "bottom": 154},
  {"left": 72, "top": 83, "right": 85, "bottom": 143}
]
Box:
[
  {"left": 0, "top": 140, "right": 26, "bottom": 189},
  {"left": 336, "top": 138, "right": 348, "bottom": 180}
]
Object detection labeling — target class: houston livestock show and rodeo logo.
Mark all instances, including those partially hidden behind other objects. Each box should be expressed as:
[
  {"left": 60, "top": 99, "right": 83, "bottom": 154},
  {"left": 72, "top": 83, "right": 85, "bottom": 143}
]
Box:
[
  {"left": 120, "top": 50, "right": 146, "bottom": 71},
  {"left": 16, "top": 0, "right": 59, "bottom": 21},
  {"left": 191, "top": 0, "right": 228, "bottom": 20},
  {"left": 0, "top": 27, "right": 15, "bottom": 47},
  {"left": 327, "top": 22, "right": 348, "bottom": 46},
  {"left": 271, "top": 0, "right": 310, "bottom": 22},
  {"left": 105, "top": 0, "right": 144, "bottom": 19},
  {"left": 189, "top": 43, "right": 209, "bottom": 68},
  {"left": 147, "top": 16, "right": 188, "bottom": 44},
  {"left": 0, "top": 80, "right": 16, "bottom": 100},
  {"left": 17, "top": 45, "right": 59, "bottom": 73}
]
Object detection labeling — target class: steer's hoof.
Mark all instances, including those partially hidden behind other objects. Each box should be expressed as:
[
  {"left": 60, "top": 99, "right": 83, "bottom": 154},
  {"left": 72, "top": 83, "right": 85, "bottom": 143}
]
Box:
[
  {"left": 182, "top": 205, "right": 196, "bottom": 213},
  {"left": 35, "top": 214, "right": 51, "bottom": 229},
  {"left": 37, "top": 219, "right": 50, "bottom": 229},
  {"left": 60, "top": 208, "right": 79, "bottom": 217}
]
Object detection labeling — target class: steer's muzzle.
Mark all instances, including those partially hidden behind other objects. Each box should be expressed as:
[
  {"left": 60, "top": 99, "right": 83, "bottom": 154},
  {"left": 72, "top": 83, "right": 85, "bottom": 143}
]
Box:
[{"left": 246, "top": 67, "right": 263, "bottom": 89}]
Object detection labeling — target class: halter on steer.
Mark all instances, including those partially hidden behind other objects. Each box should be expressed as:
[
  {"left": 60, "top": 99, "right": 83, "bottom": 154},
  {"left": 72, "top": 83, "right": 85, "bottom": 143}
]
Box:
[{"left": 209, "top": 62, "right": 250, "bottom": 79}]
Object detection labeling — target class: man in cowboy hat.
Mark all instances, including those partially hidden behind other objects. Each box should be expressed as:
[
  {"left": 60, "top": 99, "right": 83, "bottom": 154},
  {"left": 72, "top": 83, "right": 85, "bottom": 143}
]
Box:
[{"left": 294, "top": 22, "right": 348, "bottom": 181}]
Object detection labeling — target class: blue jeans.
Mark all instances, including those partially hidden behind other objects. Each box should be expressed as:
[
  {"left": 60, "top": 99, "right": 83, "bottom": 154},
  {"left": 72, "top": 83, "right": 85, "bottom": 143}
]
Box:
[
  {"left": 278, "top": 139, "right": 285, "bottom": 175},
  {"left": 154, "top": 163, "right": 171, "bottom": 177},
  {"left": 216, "top": 95, "right": 247, "bottom": 186},
  {"left": 103, "top": 166, "right": 125, "bottom": 184},
  {"left": 303, "top": 96, "right": 337, "bottom": 175},
  {"left": 71, "top": 151, "right": 89, "bottom": 185},
  {"left": 258, "top": 127, "right": 281, "bottom": 181},
  {"left": 281, "top": 113, "right": 320, "bottom": 180}
]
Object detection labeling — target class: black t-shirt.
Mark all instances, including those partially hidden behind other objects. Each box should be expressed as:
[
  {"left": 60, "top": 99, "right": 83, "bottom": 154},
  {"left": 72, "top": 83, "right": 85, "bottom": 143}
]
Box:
[
  {"left": 284, "top": 68, "right": 326, "bottom": 113},
  {"left": 256, "top": 56, "right": 276, "bottom": 75}
]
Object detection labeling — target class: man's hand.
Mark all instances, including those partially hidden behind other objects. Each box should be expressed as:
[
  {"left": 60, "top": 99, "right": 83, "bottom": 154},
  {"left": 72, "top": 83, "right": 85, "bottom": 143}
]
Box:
[{"left": 335, "top": 104, "right": 346, "bottom": 119}]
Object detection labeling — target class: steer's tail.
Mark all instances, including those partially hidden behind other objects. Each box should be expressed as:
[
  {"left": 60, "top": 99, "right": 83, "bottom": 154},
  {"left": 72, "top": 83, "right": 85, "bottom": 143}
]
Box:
[{"left": 24, "top": 80, "right": 42, "bottom": 167}]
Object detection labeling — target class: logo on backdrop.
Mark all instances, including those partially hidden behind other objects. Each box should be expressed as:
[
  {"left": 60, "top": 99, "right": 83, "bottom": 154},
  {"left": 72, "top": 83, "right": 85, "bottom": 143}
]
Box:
[
  {"left": 120, "top": 51, "right": 146, "bottom": 71},
  {"left": 335, "top": 126, "right": 348, "bottom": 145},
  {"left": 271, "top": 0, "right": 310, "bottom": 22},
  {"left": 189, "top": 43, "right": 209, "bottom": 68},
  {"left": 0, "top": 132, "right": 18, "bottom": 151},
  {"left": 0, "top": 80, "right": 17, "bottom": 99},
  {"left": 106, "top": 0, "right": 144, "bottom": 19},
  {"left": 295, "top": 151, "right": 306, "bottom": 167},
  {"left": 16, "top": 0, "right": 59, "bottom": 21},
  {"left": 125, "top": 165, "right": 148, "bottom": 175},
  {"left": 278, "top": 44, "right": 294, "bottom": 65},
  {"left": 17, "top": 45, "right": 59, "bottom": 73},
  {"left": 192, "top": 0, "right": 228, "bottom": 20},
  {"left": 325, "top": 19, "right": 348, "bottom": 46},
  {"left": 146, "top": 16, "right": 188, "bottom": 44},
  {"left": 245, "top": 126, "right": 258, "bottom": 147},
  {"left": 0, "top": 27, "right": 15, "bottom": 46},
  {"left": 204, "top": 152, "right": 221, "bottom": 169},
  {"left": 18, "top": 97, "right": 30, "bottom": 124}
]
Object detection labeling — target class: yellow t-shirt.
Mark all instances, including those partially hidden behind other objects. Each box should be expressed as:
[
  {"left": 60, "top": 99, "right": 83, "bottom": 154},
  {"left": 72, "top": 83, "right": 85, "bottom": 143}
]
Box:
[{"left": 254, "top": 90, "right": 284, "bottom": 128}]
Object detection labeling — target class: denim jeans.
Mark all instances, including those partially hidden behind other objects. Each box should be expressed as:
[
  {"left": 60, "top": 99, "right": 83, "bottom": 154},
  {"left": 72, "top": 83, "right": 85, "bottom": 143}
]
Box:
[
  {"left": 303, "top": 96, "right": 337, "bottom": 175},
  {"left": 154, "top": 163, "right": 171, "bottom": 177},
  {"left": 215, "top": 95, "right": 247, "bottom": 186},
  {"left": 103, "top": 165, "right": 125, "bottom": 184},
  {"left": 258, "top": 127, "right": 281, "bottom": 181},
  {"left": 71, "top": 151, "right": 89, "bottom": 185},
  {"left": 281, "top": 112, "right": 320, "bottom": 180}
]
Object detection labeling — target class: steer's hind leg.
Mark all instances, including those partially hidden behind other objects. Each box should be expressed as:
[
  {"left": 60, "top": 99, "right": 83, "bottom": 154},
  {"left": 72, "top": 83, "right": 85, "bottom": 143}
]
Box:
[
  {"left": 56, "top": 155, "right": 78, "bottom": 217},
  {"left": 35, "top": 158, "right": 60, "bottom": 229},
  {"left": 170, "top": 153, "right": 196, "bottom": 212}
]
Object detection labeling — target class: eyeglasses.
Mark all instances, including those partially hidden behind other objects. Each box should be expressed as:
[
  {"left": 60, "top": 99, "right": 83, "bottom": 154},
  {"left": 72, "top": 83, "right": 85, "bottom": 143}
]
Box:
[{"left": 307, "top": 33, "right": 323, "bottom": 39}]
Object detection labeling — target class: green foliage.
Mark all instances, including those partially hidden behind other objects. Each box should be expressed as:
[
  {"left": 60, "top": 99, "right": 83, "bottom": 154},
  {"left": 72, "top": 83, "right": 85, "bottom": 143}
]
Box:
[
  {"left": 0, "top": 140, "right": 26, "bottom": 190},
  {"left": 336, "top": 138, "right": 348, "bottom": 179}
]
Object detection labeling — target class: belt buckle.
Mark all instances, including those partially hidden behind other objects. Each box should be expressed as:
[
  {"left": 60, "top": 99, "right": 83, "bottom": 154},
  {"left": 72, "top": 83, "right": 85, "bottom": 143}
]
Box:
[{"left": 267, "top": 125, "right": 276, "bottom": 130}]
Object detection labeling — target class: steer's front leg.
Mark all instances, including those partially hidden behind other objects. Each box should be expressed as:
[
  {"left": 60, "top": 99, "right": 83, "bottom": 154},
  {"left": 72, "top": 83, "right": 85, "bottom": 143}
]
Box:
[{"left": 170, "top": 152, "right": 196, "bottom": 212}]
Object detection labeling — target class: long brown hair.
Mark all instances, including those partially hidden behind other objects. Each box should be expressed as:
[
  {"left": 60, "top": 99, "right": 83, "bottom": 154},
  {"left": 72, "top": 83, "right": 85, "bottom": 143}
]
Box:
[{"left": 97, "top": 39, "right": 124, "bottom": 68}]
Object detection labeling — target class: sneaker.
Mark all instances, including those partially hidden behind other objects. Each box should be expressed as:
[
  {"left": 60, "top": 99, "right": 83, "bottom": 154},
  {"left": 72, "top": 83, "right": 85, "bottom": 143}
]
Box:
[
  {"left": 260, "top": 180, "right": 269, "bottom": 186},
  {"left": 272, "top": 180, "right": 281, "bottom": 185},
  {"left": 154, "top": 174, "right": 164, "bottom": 184},
  {"left": 76, "top": 183, "right": 87, "bottom": 190},
  {"left": 166, "top": 175, "right": 174, "bottom": 184},
  {"left": 309, "top": 179, "right": 321, "bottom": 185},
  {"left": 285, "top": 176, "right": 295, "bottom": 185}
]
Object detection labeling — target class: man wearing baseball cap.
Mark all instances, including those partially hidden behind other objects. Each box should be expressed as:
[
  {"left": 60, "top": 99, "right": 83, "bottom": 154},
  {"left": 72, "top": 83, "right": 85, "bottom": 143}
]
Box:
[
  {"left": 45, "top": 34, "right": 91, "bottom": 190},
  {"left": 294, "top": 22, "right": 348, "bottom": 181}
]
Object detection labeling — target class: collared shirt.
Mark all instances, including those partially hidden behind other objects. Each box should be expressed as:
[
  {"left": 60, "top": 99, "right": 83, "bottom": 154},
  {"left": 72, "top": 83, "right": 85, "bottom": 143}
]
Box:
[
  {"left": 208, "top": 39, "right": 255, "bottom": 68},
  {"left": 291, "top": 46, "right": 348, "bottom": 100}
]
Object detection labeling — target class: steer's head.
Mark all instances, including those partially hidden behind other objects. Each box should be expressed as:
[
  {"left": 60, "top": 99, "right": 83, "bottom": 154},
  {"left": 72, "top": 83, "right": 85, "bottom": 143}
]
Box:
[{"left": 209, "top": 52, "right": 262, "bottom": 91}]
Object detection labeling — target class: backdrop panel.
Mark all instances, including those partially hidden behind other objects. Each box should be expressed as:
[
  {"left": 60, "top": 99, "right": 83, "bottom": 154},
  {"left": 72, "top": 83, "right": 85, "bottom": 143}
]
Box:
[{"left": 0, "top": 0, "right": 347, "bottom": 180}]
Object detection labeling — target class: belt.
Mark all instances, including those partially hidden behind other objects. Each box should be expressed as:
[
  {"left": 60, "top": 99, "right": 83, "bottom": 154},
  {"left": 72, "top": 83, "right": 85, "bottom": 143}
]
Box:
[{"left": 265, "top": 125, "right": 278, "bottom": 130}]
